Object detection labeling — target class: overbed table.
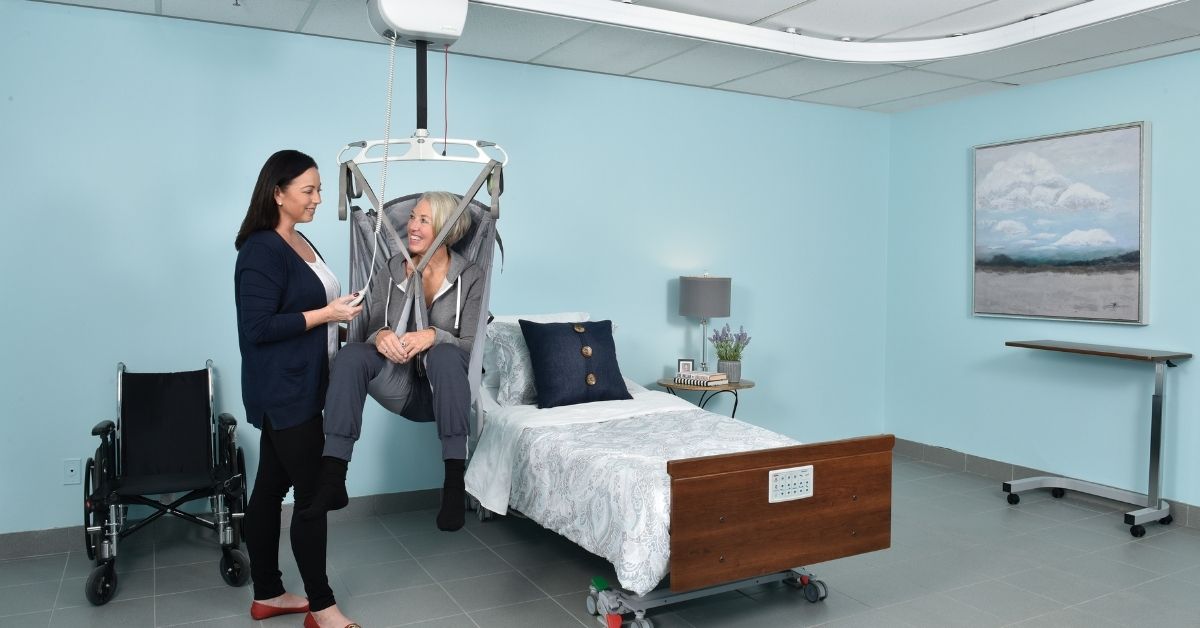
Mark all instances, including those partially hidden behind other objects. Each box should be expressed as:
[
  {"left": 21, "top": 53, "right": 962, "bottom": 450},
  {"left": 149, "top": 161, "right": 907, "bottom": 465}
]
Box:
[{"left": 1003, "top": 340, "right": 1190, "bottom": 537}]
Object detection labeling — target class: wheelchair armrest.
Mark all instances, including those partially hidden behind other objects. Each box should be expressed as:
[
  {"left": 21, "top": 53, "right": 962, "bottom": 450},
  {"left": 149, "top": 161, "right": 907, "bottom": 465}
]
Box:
[
  {"left": 218, "top": 413, "right": 238, "bottom": 428},
  {"left": 91, "top": 420, "right": 115, "bottom": 437}
]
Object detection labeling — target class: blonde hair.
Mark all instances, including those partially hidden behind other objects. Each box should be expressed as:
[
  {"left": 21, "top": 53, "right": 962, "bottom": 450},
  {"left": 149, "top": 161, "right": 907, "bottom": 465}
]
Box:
[{"left": 419, "top": 191, "right": 471, "bottom": 247}]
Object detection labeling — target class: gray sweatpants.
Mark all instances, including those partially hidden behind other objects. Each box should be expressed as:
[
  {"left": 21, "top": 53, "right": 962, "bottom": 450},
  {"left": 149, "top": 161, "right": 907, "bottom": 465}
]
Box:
[{"left": 323, "top": 341, "right": 471, "bottom": 461}]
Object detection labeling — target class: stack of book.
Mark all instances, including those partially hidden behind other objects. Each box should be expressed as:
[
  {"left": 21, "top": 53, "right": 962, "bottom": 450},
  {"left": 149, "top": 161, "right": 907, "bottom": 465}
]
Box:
[{"left": 674, "top": 371, "right": 728, "bottom": 386}]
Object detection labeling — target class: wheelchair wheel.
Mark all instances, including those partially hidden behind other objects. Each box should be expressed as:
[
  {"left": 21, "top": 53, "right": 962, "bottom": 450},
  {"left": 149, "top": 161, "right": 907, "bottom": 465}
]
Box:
[
  {"left": 83, "top": 457, "right": 99, "bottom": 561},
  {"left": 220, "top": 548, "right": 250, "bottom": 587},
  {"left": 85, "top": 563, "right": 118, "bottom": 606},
  {"left": 228, "top": 447, "right": 247, "bottom": 544}
]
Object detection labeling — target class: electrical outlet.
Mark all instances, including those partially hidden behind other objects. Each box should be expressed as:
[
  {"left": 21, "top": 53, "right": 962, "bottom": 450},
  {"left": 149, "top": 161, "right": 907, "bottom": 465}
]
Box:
[
  {"left": 63, "top": 458, "right": 82, "bottom": 485},
  {"left": 768, "top": 465, "right": 813, "bottom": 503}
]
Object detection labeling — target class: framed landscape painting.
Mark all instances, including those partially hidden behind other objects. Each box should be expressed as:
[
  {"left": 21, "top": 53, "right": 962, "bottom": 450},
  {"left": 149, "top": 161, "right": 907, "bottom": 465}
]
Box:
[{"left": 973, "top": 122, "right": 1148, "bottom": 324}]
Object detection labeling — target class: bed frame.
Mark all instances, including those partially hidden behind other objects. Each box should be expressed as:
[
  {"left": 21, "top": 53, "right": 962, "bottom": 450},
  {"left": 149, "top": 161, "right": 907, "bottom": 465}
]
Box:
[{"left": 587, "top": 434, "right": 894, "bottom": 627}]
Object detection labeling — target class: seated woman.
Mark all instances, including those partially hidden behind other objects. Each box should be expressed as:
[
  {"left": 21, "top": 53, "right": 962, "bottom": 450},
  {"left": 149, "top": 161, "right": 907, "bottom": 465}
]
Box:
[{"left": 302, "top": 191, "right": 483, "bottom": 531}]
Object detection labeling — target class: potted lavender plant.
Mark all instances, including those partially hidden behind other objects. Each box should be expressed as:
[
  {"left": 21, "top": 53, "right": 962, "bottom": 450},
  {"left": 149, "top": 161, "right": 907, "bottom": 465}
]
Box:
[{"left": 708, "top": 324, "right": 750, "bottom": 383}]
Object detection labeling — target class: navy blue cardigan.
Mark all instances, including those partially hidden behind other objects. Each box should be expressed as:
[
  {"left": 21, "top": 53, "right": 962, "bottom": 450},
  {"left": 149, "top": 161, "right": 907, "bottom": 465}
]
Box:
[{"left": 234, "top": 230, "right": 331, "bottom": 430}]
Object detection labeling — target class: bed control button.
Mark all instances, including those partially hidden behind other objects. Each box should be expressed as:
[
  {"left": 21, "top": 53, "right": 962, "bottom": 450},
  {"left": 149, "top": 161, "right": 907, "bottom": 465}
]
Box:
[
  {"left": 573, "top": 324, "right": 586, "bottom": 333},
  {"left": 581, "top": 345, "right": 593, "bottom": 358},
  {"left": 586, "top": 373, "right": 597, "bottom": 385}
]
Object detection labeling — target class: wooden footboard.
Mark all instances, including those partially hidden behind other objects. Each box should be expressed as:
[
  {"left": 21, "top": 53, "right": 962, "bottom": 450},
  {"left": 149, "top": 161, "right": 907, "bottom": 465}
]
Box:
[{"left": 667, "top": 434, "right": 894, "bottom": 592}]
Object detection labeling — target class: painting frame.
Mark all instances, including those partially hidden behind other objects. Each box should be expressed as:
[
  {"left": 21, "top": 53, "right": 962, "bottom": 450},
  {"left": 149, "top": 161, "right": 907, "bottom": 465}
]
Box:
[
  {"left": 677, "top": 359, "right": 694, "bottom": 374},
  {"left": 972, "top": 122, "right": 1150, "bottom": 325}
]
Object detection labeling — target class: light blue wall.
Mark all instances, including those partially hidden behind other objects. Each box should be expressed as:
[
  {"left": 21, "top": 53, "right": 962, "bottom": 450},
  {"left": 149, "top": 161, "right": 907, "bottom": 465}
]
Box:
[
  {"left": 0, "top": 2, "right": 889, "bottom": 534},
  {"left": 887, "top": 52, "right": 1200, "bottom": 506}
]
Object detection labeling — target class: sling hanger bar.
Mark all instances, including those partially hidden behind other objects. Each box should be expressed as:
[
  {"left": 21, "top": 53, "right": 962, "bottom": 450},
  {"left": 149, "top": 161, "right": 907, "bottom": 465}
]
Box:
[{"left": 338, "top": 136, "right": 509, "bottom": 167}]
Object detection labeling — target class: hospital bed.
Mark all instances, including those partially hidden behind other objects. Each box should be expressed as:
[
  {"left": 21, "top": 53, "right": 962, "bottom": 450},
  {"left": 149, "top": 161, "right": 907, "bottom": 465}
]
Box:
[{"left": 465, "top": 318, "right": 894, "bottom": 627}]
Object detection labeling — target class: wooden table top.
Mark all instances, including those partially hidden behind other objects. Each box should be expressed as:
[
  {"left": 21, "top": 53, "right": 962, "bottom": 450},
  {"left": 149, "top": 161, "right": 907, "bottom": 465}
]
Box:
[
  {"left": 657, "top": 378, "right": 756, "bottom": 392},
  {"left": 1006, "top": 340, "right": 1191, "bottom": 363}
]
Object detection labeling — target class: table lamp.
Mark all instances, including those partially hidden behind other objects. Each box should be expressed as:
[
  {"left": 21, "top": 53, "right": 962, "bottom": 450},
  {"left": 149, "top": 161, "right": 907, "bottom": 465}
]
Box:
[{"left": 679, "top": 275, "right": 731, "bottom": 372}]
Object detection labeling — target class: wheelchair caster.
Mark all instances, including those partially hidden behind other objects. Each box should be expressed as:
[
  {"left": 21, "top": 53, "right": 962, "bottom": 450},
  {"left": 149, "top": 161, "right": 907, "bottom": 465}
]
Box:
[
  {"left": 85, "top": 563, "right": 118, "bottom": 606},
  {"left": 220, "top": 548, "right": 250, "bottom": 586}
]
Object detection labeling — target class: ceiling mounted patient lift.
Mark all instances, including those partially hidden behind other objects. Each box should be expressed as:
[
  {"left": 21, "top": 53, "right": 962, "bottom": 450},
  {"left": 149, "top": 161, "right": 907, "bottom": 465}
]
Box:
[{"left": 338, "top": 0, "right": 507, "bottom": 424}]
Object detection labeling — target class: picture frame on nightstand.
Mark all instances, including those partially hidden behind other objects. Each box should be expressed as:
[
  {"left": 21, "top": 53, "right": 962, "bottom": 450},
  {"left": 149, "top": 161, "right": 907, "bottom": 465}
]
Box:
[{"left": 677, "top": 359, "right": 694, "bottom": 374}]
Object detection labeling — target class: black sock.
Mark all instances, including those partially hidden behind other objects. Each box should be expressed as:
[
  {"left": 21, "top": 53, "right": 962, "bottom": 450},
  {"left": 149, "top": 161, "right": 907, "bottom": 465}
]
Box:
[
  {"left": 437, "top": 458, "right": 466, "bottom": 532},
  {"left": 297, "top": 457, "right": 349, "bottom": 521}
]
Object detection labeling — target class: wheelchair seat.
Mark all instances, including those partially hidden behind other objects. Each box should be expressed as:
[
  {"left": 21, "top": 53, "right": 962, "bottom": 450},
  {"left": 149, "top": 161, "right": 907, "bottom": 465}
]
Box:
[{"left": 83, "top": 361, "right": 249, "bottom": 606}]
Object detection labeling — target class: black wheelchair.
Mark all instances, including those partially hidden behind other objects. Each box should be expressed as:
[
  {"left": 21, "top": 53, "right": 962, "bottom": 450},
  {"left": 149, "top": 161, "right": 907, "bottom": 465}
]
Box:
[{"left": 83, "top": 360, "right": 249, "bottom": 605}]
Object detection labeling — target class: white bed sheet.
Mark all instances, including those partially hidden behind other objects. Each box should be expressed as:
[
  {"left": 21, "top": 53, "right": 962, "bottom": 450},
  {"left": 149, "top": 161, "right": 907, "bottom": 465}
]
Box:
[
  {"left": 466, "top": 388, "right": 691, "bottom": 514},
  {"left": 464, "top": 389, "right": 798, "bottom": 595}
]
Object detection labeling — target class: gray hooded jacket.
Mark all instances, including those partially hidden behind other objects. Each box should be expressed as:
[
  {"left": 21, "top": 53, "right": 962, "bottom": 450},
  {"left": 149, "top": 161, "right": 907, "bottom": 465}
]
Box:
[{"left": 363, "top": 248, "right": 483, "bottom": 354}]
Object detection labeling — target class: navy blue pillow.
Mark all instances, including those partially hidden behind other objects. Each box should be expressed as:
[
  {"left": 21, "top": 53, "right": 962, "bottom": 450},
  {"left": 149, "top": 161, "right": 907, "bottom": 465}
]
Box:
[{"left": 518, "top": 319, "right": 632, "bottom": 409}]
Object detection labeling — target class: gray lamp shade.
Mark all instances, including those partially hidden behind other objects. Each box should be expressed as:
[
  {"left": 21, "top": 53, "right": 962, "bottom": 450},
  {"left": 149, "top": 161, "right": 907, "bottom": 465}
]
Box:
[{"left": 679, "top": 276, "right": 731, "bottom": 319}]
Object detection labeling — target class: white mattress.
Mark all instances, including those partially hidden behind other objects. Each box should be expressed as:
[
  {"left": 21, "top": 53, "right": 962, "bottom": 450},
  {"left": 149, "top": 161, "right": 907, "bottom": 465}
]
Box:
[{"left": 464, "top": 389, "right": 798, "bottom": 595}]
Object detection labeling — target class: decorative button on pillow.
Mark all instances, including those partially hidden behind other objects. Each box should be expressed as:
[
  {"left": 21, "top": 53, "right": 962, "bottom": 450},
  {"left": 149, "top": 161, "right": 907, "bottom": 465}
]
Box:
[{"left": 518, "top": 319, "right": 632, "bottom": 409}]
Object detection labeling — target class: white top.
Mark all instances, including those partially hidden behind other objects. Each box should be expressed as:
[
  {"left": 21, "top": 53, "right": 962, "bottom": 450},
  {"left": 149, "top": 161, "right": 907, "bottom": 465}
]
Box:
[{"left": 306, "top": 256, "right": 341, "bottom": 361}]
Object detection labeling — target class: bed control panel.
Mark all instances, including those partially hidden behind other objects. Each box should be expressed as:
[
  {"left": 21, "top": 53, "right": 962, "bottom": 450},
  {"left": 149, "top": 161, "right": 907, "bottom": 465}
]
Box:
[{"left": 768, "top": 465, "right": 813, "bottom": 503}]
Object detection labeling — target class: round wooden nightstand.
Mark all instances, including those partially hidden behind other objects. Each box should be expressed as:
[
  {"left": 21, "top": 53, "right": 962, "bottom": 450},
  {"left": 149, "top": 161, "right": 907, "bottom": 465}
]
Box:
[{"left": 656, "top": 378, "right": 755, "bottom": 417}]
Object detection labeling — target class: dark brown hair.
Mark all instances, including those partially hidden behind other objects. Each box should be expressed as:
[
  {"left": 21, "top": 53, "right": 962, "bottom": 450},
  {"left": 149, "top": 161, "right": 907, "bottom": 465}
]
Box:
[{"left": 234, "top": 150, "right": 318, "bottom": 250}]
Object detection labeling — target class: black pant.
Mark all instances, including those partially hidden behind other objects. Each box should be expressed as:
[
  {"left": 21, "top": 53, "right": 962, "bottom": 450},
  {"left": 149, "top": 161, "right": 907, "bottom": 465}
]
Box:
[{"left": 243, "top": 416, "right": 335, "bottom": 612}]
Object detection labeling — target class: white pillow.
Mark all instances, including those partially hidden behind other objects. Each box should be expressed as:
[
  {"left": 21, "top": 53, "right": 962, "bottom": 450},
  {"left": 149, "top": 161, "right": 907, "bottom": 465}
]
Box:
[{"left": 483, "top": 312, "right": 589, "bottom": 404}]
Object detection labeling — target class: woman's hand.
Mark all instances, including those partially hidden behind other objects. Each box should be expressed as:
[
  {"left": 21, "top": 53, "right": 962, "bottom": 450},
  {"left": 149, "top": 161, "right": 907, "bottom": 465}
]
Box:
[
  {"left": 326, "top": 295, "right": 363, "bottom": 323},
  {"left": 375, "top": 329, "right": 435, "bottom": 363}
]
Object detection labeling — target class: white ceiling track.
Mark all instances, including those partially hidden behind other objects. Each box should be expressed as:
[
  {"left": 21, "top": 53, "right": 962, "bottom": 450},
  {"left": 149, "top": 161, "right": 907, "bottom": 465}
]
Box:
[{"left": 472, "top": 0, "right": 1189, "bottom": 63}]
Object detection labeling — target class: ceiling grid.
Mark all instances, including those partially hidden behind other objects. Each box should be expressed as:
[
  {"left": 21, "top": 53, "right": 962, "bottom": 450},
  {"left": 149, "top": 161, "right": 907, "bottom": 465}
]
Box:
[{"left": 32, "top": 0, "right": 1200, "bottom": 111}]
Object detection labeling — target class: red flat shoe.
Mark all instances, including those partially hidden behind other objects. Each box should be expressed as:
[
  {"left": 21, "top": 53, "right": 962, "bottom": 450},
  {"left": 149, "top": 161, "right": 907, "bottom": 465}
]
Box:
[
  {"left": 304, "top": 612, "right": 362, "bottom": 628},
  {"left": 249, "top": 599, "right": 310, "bottom": 620}
]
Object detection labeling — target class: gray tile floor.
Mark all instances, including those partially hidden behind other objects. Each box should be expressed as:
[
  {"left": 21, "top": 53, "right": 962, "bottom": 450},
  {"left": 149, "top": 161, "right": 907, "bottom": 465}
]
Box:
[{"left": 5, "top": 455, "right": 1200, "bottom": 627}]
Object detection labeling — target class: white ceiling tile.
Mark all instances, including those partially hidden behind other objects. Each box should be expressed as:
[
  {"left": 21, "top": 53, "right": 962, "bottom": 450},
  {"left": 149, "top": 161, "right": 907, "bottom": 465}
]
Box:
[
  {"left": 719, "top": 58, "right": 901, "bottom": 98},
  {"left": 923, "top": 13, "right": 1199, "bottom": 80},
  {"left": 998, "top": 34, "right": 1200, "bottom": 84},
  {"left": 300, "top": 0, "right": 376, "bottom": 42},
  {"left": 861, "top": 81, "right": 1011, "bottom": 112},
  {"left": 795, "top": 69, "right": 975, "bottom": 107},
  {"left": 882, "top": 0, "right": 1084, "bottom": 41},
  {"left": 532, "top": 24, "right": 698, "bottom": 75},
  {"left": 41, "top": 0, "right": 157, "bottom": 13},
  {"left": 760, "top": 0, "right": 993, "bottom": 40},
  {"left": 160, "top": 0, "right": 311, "bottom": 32},
  {"left": 634, "top": 0, "right": 811, "bottom": 26},
  {"left": 632, "top": 42, "right": 795, "bottom": 86},
  {"left": 451, "top": 4, "right": 592, "bottom": 62}
]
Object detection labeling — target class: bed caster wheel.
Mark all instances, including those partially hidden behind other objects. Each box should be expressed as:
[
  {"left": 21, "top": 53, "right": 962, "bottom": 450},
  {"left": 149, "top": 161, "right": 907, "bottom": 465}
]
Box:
[
  {"left": 1051, "top": 488, "right": 1065, "bottom": 498},
  {"left": 586, "top": 592, "right": 599, "bottom": 616},
  {"left": 1130, "top": 524, "right": 1146, "bottom": 538},
  {"left": 1160, "top": 515, "right": 1173, "bottom": 526},
  {"left": 219, "top": 548, "right": 250, "bottom": 586},
  {"left": 803, "top": 579, "right": 828, "bottom": 603},
  {"left": 1006, "top": 493, "right": 1020, "bottom": 505},
  {"left": 85, "top": 563, "right": 118, "bottom": 606}
]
